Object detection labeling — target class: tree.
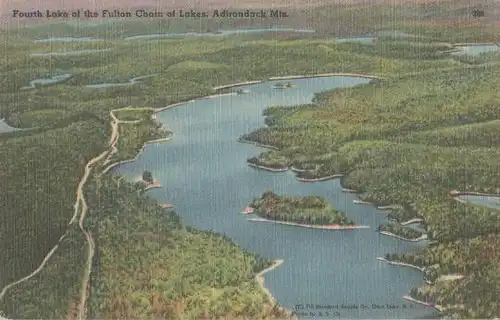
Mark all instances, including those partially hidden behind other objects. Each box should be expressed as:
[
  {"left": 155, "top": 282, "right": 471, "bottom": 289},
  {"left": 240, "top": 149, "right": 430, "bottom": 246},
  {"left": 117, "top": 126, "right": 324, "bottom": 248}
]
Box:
[{"left": 142, "top": 171, "right": 154, "bottom": 183}]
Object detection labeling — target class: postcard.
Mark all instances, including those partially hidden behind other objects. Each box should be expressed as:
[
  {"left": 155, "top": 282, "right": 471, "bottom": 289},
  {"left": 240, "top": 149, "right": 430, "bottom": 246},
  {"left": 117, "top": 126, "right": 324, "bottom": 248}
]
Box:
[{"left": 0, "top": 0, "right": 498, "bottom": 319}]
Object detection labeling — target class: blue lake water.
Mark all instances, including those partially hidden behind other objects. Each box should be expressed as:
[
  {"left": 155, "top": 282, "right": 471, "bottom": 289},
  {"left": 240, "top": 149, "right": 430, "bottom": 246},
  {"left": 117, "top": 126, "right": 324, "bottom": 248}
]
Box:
[
  {"left": 112, "top": 76, "right": 435, "bottom": 319},
  {"left": 123, "top": 28, "right": 315, "bottom": 40},
  {"left": 457, "top": 195, "right": 500, "bottom": 211},
  {"left": 451, "top": 44, "right": 500, "bottom": 56}
]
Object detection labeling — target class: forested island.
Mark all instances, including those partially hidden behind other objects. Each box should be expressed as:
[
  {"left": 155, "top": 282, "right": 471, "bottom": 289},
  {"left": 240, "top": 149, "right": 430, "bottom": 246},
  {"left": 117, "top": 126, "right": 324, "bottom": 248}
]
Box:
[{"left": 250, "top": 191, "right": 355, "bottom": 226}]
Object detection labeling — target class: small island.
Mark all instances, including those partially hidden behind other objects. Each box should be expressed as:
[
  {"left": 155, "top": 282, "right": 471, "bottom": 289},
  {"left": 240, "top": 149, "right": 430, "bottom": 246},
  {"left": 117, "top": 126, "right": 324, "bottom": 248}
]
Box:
[
  {"left": 249, "top": 191, "right": 356, "bottom": 226},
  {"left": 273, "top": 81, "right": 296, "bottom": 89},
  {"left": 140, "top": 170, "right": 162, "bottom": 190}
]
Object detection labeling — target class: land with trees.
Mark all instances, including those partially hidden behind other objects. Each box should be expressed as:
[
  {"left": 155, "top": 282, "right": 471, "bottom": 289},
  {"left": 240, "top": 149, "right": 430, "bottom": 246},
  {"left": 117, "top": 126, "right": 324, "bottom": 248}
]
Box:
[
  {"left": 142, "top": 170, "right": 153, "bottom": 183},
  {"left": 378, "top": 223, "right": 425, "bottom": 241},
  {"left": 1, "top": 1, "right": 500, "bottom": 318},
  {"left": 250, "top": 191, "right": 355, "bottom": 226}
]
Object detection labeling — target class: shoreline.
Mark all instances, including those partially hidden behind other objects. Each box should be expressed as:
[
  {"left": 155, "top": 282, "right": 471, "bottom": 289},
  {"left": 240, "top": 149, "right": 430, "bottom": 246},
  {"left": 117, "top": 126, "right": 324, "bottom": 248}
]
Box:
[
  {"left": 379, "top": 231, "right": 428, "bottom": 242},
  {"left": 102, "top": 158, "right": 137, "bottom": 174},
  {"left": 159, "top": 203, "right": 175, "bottom": 209},
  {"left": 376, "top": 204, "right": 402, "bottom": 210},
  {"left": 247, "top": 217, "right": 370, "bottom": 230},
  {"left": 296, "top": 174, "right": 344, "bottom": 182},
  {"left": 247, "top": 163, "right": 289, "bottom": 172},
  {"left": 450, "top": 189, "right": 500, "bottom": 197},
  {"left": 238, "top": 139, "right": 280, "bottom": 150},
  {"left": 149, "top": 72, "right": 379, "bottom": 115},
  {"left": 144, "top": 180, "right": 162, "bottom": 190},
  {"left": 400, "top": 218, "right": 424, "bottom": 226},
  {"left": 403, "top": 295, "right": 434, "bottom": 308},
  {"left": 268, "top": 73, "right": 382, "bottom": 80},
  {"left": 342, "top": 188, "right": 359, "bottom": 193},
  {"left": 289, "top": 166, "right": 310, "bottom": 173},
  {"left": 213, "top": 80, "right": 263, "bottom": 91},
  {"left": 255, "top": 259, "right": 295, "bottom": 318},
  {"left": 353, "top": 199, "right": 373, "bottom": 205},
  {"left": 200, "top": 92, "right": 237, "bottom": 100},
  {"left": 449, "top": 190, "right": 500, "bottom": 205},
  {"left": 144, "top": 136, "right": 172, "bottom": 145},
  {"left": 376, "top": 257, "right": 425, "bottom": 272}
]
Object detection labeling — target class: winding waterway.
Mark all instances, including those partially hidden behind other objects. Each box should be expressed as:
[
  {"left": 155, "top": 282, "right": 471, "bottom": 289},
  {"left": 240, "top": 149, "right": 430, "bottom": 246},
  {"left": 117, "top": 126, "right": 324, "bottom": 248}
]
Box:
[{"left": 111, "top": 76, "right": 435, "bottom": 319}]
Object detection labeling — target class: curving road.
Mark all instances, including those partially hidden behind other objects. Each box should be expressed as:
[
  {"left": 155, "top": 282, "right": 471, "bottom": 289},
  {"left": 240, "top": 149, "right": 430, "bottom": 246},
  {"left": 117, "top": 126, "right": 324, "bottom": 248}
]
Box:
[
  {"left": 76, "top": 110, "right": 144, "bottom": 319},
  {"left": 0, "top": 108, "right": 138, "bottom": 319}
]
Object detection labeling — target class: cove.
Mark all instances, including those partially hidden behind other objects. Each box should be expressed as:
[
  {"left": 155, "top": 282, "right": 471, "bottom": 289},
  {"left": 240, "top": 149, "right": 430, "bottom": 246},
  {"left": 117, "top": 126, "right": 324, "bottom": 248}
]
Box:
[{"left": 111, "top": 76, "right": 435, "bottom": 319}]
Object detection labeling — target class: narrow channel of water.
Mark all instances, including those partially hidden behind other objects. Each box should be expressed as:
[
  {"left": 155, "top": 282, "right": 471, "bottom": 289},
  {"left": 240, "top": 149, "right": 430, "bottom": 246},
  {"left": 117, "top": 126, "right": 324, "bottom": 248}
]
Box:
[
  {"left": 451, "top": 45, "right": 500, "bottom": 56},
  {"left": 112, "top": 76, "right": 435, "bottom": 319},
  {"left": 85, "top": 74, "right": 158, "bottom": 88}
]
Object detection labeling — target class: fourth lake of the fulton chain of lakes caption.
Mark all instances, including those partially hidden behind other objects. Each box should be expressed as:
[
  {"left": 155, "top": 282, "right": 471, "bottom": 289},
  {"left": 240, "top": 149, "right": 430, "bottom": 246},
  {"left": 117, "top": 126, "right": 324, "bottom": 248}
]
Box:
[{"left": 12, "top": 9, "right": 289, "bottom": 19}]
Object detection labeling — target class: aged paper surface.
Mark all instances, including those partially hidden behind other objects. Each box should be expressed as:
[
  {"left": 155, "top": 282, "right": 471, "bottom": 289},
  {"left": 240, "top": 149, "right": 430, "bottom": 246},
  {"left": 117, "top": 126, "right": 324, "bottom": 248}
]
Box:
[{"left": 0, "top": 0, "right": 499, "bottom": 319}]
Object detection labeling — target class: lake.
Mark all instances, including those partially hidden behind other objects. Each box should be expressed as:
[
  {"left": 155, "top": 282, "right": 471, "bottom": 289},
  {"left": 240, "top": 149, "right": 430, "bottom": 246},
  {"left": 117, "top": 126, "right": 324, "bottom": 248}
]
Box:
[
  {"left": 457, "top": 194, "right": 500, "bottom": 211},
  {"left": 111, "top": 76, "right": 435, "bottom": 319}
]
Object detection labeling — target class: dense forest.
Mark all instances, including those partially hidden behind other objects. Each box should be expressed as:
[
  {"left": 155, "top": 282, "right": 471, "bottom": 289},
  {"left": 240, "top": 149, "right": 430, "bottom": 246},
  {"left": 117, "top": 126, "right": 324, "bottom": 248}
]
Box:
[
  {"left": 250, "top": 191, "right": 355, "bottom": 225},
  {"left": 84, "top": 176, "right": 289, "bottom": 319},
  {"left": 1, "top": 2, "right": 500, "bottom": 318}
]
